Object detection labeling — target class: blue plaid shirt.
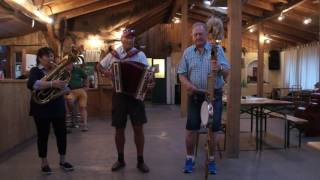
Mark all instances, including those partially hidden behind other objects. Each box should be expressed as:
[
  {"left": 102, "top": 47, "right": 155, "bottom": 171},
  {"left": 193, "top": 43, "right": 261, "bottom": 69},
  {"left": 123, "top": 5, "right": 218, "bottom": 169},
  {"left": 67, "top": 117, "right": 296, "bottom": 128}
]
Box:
[{"left": 177, "top": 43, "right": 230, "bottom": 90}]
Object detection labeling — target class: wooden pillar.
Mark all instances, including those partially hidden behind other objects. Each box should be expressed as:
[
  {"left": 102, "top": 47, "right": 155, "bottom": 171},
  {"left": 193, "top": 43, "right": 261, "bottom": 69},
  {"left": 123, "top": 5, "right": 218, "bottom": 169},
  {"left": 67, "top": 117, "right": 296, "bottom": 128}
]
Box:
[
  {"left": 44, "top": 24, "right": 62, "bottom": 60},
  {"left": 180, "top": 0, "right": 188, "bottom": 117},
  {"left": 226, "top": 0, "right": 241, "bottom": 158},
  {"left": 21, "top": 49, "right": 26, "bottom": 75},
  {"left": 257, "top": 23, "right": 264, "bottom": 97}
]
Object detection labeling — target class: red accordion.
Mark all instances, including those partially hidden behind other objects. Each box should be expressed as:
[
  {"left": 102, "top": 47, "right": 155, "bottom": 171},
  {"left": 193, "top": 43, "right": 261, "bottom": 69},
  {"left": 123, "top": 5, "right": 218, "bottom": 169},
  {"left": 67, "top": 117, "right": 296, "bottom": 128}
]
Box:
[{"left": 112, "top": 61, "right": 155, "bottom": 101}]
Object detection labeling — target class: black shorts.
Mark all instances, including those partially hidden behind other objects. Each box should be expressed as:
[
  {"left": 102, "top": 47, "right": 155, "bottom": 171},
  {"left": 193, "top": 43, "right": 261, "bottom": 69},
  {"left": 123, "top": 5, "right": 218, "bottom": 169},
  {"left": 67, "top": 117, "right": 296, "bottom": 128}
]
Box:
[
  {"left": 112, "top": 93, "right": 147, "bottom": 128},
  {"left": 186, "top": 89, "right": 223, "bottom": 132}
]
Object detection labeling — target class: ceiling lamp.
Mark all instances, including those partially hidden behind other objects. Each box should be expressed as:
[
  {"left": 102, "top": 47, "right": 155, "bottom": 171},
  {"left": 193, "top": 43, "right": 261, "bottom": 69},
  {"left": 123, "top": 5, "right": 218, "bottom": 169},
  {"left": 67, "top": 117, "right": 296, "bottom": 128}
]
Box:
[
  {"left": 249, "top": 29, "right": 254, "bottom": 33},
  {"left": 265, "top": 39, "right": 271, "bottom": 44},
  {"left": 172, "top": 17, "right": 181, "bottom": 24},
  {"left": 303, "top": 18, "right": 312, "bottom": 25},
  {"left": 204, "top": 0, "right": 212, "bottom": 6},
  {"left": 278, "top": 12, "right": 285, "bottom": 21}
]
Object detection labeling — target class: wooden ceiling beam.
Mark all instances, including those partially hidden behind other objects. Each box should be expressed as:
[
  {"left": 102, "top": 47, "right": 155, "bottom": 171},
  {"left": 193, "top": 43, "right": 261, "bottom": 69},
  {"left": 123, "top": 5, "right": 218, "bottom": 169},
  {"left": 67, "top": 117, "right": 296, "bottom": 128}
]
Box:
[
  {"left": 261, "top": 0, "right": 288, "bottom": 4},
  {"left": 191, "top": 5, "right": 228, "bottom": 22},
  {"left": 243, "top": 32, "right": 297, "bottom": 46},
  {"left": 294, "top": 5, "right": 319, "bottom": 15},
  {"left": 263, "top": 27, "right": 307, "bottom": 44},
  {"left": 246, "top": 0, "right": 274, "bottom": 11},
  {"left": 56, "top": 0, "right": 132, "bottom": 19},
  {"left": 167, "top": 0, "right": 182, "bottom": 23},
  {"left": 264, "top": 22, "right": 317, "bottom": 41},
  {"left": 271, "top": 19, "right": 317, "bottom": 35},
  {"left": 242, "top": 5, "right": 264, "bottom": 17},
  {"left": 0, "top": 1, "right": 46, "bottom": 30},
  {"left": 43, "top": 0, "right": 100, "bottom": 15},
  {"left": 243, "top": 0, "right": 307, "bottom": 32},
  {"left": 127, "top": 0, "right": 171, "bottom": 35},
  {"left": 189, "top": 13, "right": 207, "bottom": 22},
  {"left": 268, "top": 34, "right": 297, "bottom": 46}
]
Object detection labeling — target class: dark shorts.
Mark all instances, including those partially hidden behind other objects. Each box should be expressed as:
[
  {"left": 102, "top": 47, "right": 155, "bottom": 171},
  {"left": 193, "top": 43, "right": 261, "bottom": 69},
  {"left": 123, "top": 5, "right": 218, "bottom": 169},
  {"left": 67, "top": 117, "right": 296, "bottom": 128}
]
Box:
[
  {"left": 186, "top": 89, "right": 223, "bottom": 132},
  {"left": 112, "top": 93, "right": 147, "bottom": 128}
]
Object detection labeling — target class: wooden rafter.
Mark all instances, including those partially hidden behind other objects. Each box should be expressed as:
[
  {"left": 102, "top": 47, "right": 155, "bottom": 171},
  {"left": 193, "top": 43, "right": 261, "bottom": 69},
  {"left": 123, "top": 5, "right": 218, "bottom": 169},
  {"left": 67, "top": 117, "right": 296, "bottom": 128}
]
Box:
[
  {"left": 246, "top": 0, "right": 274, "bottom": 11},
  {"left": 167, "top": 0, "right": 182, "bottom": 23},
  {"left": 264, "top": 22, "right": 317, "bottom": 41},
  {"left": 243, "top": 0, "right": 307, "bottom": 31},
  {"left": 242, "top": 4, "right": 264, "bottom": 17},
  {"left": 56, "top": 0, "right": 132, "bottom": 19},
  {"left": 43, "top": 0, "right": 101, "bottom": 15},
  {"left": 127, "top": 0, "right": 171, "bottom": 35},
  {"left": 263, "top": 27, "right": 307, "bottom": 43},
  {"left": 0, "top": 1, "right": 46, "bottom": 30},
  {"left": 262, "top": 0, "right": 288, "bottom": 3},
  {"left": 271, "top": 19, "right": 318, "bottom": 35}
]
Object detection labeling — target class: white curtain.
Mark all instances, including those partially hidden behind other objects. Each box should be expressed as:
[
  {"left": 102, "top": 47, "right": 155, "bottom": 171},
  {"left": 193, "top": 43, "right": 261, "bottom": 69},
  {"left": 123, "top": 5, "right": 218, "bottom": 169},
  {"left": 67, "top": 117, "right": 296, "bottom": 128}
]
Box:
[
  {"left": 281, "top": 42, "right": 320, "bottom": 89},
  {"left": 298, "top": 44, "right": 320, "bottom": 89},
  {"left": 282, "top": 48, "right": 298, "bottom": 88}
]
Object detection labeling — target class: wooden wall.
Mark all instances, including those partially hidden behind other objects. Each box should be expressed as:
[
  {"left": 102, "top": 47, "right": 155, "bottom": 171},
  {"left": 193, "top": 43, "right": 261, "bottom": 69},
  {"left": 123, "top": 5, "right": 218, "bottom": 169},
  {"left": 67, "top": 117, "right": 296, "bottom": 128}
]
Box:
[
  {"left": 0, "top": 80, "right": 35, "bottom": 155},
  {"left": 86, "top": 87, "right": 112, "bottom": 118},
  {"left": 138, "top": 23, "right": 192, "bottom": 59},
  {"left": 0, "top": 31, "right": 48, "bottom": 78}
]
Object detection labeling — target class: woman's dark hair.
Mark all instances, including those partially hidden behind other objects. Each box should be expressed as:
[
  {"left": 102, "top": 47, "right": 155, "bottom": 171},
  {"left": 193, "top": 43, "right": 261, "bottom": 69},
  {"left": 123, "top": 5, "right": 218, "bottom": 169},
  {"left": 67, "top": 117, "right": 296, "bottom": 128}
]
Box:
[{"left": 36, "top": 47, "right": 54, "bottom": 65}]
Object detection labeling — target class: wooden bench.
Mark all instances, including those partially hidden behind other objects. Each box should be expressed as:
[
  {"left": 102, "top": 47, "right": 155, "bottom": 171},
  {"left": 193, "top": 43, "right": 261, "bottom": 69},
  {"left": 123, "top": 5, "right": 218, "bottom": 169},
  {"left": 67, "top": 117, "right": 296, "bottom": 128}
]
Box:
[
  {"left": 285, "top": 115, "right": 308, "bottom": 148},
  {"left": 264, "top": 110, "right": 308, "bottom": 148}
]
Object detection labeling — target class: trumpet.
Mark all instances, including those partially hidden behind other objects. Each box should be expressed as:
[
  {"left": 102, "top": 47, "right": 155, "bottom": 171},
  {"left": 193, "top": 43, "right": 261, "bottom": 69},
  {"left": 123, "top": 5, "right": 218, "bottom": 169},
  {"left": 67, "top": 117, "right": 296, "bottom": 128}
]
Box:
[{"left": 32, "top": 51, "right": 84, "bottom": 105}]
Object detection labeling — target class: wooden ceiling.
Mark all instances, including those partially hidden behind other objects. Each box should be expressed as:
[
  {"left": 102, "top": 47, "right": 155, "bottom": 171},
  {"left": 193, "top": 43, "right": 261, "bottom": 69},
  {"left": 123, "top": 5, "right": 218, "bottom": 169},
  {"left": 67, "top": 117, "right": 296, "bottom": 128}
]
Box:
[
  {"left": 188, "top": 0, "right": 319, "bottom": 48},
  {"left": 0, "top": 0, "right": 319, "bottom": 49}
]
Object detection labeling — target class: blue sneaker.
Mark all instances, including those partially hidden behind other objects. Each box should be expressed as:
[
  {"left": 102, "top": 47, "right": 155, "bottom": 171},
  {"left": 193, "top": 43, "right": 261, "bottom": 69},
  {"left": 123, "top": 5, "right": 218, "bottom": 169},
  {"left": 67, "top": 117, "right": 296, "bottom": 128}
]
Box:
[
  {"left": 208, "top": 160, "right": 217, "bottom": 175},
  {"left": 183, "top": 158, "right": 193, "bottom": 173}
]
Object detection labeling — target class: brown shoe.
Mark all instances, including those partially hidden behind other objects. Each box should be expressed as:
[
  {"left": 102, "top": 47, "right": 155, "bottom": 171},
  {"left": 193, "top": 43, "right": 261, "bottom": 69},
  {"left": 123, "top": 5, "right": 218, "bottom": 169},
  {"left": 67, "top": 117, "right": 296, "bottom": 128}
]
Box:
[
  {"left": 111, "top": 161, "right": 126, "bottom": 171},
  {"left": 137, "top": 163, "right": 150, "bottom": 173}
]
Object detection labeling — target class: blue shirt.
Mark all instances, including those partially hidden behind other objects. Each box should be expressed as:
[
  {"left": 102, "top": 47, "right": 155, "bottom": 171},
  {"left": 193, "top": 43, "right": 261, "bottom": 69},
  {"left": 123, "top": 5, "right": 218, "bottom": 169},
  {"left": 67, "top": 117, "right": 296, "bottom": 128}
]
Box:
[{"left": 177, "top": 43, "right": 230, "bottom": 90}]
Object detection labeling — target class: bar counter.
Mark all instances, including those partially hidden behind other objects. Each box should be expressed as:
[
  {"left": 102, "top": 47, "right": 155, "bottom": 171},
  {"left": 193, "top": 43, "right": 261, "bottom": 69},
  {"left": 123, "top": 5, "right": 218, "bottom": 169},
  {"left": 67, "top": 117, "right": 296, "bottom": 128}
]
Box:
[{"left": 0, "top": 79, "right": 112, "bottom": 155}]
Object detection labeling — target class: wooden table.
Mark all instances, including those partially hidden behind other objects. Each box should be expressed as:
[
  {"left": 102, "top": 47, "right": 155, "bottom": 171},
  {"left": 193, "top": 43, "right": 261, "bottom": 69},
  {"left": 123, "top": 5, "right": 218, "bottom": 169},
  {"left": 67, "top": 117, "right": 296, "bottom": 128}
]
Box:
[{"left": 224, "top": 97, "right": 292, "bottom": 151}]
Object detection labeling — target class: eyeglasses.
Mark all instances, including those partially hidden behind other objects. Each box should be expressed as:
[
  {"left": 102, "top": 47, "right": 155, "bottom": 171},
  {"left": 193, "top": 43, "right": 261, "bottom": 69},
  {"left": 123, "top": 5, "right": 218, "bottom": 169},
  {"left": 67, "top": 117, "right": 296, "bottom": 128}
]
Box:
[{"left": 123, "top": 29, "right": 135, "bottom": 33}]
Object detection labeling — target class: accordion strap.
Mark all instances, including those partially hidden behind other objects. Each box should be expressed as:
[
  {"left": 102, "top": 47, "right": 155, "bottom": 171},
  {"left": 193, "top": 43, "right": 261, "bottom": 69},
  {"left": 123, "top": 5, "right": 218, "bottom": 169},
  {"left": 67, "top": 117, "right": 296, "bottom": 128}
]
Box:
[{"left": 111, "top": 48, "right": 140, "bottom": 60}]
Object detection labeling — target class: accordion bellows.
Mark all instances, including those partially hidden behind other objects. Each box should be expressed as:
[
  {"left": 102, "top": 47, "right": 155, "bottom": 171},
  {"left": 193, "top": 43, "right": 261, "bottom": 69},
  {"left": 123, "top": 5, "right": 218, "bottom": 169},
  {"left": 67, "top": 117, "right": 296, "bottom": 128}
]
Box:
[{"left": 112, "top": 61, "right": 155, "bottom": 101}]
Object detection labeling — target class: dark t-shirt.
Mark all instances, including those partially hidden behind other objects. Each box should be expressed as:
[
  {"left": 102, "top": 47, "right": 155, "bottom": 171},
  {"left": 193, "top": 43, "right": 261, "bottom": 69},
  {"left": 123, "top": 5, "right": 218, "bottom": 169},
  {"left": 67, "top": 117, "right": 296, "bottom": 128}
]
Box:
[
  {"left": 27, "top": 67, "right": 66, "bottom": 118},
  {"left": 68, "top": 67, "right": 87, "bottom": 90}
]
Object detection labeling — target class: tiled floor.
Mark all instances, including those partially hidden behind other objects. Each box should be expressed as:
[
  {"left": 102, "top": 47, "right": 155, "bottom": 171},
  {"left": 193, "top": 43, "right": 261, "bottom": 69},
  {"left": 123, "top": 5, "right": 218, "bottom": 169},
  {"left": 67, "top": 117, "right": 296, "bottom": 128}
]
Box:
[{"left": 0, "top": 105, "right": 320, "bottom": 180}]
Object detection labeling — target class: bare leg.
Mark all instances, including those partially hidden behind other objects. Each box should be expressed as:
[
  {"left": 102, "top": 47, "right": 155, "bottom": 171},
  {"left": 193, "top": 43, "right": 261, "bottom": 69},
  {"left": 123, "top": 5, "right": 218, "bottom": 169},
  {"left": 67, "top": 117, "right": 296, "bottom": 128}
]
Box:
[
  {"left": 209, "top": 131, "right": 220, "bottom": 158},
  {"left": 186, "top": 130, "right": 197, "bottom": 156},
  {"left": 79, "top": 106, "right": 88, "bottom": 130},
  {"left": 115, "top": 128, "right": 125, "bottom": 155},
  {"left": 133, "top": 125, "right": 144, "bottom": 156}
]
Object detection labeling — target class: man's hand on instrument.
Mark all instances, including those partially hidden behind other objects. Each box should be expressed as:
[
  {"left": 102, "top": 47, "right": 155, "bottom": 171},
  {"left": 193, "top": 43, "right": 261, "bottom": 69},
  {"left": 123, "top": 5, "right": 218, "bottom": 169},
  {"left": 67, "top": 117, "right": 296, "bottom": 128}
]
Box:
[
  {"left": 102, "top": 69, "right": 113, "bottom": 77},
  {"left": 211, "top": 60, "right": 221, "bottom": 72},
  {"left": 187, "top": 84, "right": 198, "bottom": 94}
]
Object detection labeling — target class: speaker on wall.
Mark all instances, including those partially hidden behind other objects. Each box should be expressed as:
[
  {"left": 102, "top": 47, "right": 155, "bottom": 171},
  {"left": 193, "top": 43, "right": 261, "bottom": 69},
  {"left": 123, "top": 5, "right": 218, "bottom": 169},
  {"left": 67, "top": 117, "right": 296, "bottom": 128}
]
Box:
[{"left": 268, "top": 50, "right": 280, "bottom": 70}]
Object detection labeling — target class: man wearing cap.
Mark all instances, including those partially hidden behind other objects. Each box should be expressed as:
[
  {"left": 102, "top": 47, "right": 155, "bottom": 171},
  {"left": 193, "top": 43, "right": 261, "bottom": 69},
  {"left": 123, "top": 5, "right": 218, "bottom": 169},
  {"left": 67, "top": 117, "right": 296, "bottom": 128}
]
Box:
[{"left": 98, "top": 28, "right": 152, "bottom": 173}]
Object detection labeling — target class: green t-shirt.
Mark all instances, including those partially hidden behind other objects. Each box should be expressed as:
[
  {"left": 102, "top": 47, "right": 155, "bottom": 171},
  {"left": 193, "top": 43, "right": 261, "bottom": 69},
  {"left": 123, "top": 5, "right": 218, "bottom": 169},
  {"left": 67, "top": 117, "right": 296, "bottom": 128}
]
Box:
[{"left": 68, "top": 67, "right": 87, "bottom": 89}]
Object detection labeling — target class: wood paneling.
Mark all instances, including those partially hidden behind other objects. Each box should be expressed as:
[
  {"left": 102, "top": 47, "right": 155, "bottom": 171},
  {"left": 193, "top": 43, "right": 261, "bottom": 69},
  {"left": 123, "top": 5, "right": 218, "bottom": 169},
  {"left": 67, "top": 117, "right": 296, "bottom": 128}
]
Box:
[
  {"left": 86, "top": 87, "right": 112, "bottom": 117},
  {"left": 0, "top": 31, "right": 48, "bottom": 78},
  {"left": 0, "top": 80, "right": 35, "bottom": 155},
  {"left": 138, "top": 24, "right": 184, "bottom": 58}
]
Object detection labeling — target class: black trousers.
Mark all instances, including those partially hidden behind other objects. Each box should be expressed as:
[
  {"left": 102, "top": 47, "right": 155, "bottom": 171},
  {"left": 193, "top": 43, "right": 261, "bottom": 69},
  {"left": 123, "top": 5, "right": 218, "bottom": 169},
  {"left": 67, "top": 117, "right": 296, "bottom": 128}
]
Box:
[{"left": 33, "top": 117, "right": 67, "bottom": 158}]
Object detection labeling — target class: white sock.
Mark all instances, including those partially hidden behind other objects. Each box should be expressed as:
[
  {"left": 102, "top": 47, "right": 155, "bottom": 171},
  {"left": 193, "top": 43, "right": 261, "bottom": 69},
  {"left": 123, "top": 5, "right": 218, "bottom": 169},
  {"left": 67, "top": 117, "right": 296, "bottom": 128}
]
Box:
[
  {"left": 186, "top": 155, "right": 194, "bottom": 161},
  {"left": 209, "top": 156, "right": 215, "bottom": 161}
]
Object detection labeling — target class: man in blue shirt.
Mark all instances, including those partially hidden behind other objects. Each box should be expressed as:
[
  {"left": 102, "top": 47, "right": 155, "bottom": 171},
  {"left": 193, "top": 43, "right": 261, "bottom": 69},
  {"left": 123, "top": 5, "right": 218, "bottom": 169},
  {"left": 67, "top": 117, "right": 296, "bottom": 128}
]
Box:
[{"left": 178, "top": 22, "right": 230, "bottom": 175}]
